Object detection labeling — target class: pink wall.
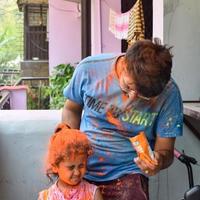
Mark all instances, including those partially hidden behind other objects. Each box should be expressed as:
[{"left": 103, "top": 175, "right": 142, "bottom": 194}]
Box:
[
  {"left": 91, "top": 0, "right": 121, "bottom": 55},
  {"left": 10, "top": 89, "right": 27, "bottom": 109},
  {"left": 100, "top": 0, "right": 121, "bottom": 53},
  {"left": 49, "top": 0, "right": 162, "bottom": 72},
  {"left": 94, "top": 0, "right": 163, "bottom": 53},
  {"left": 0, "top": 86, "right": 27, "bottom": 109},
  {"left": 49, "top": 0, "right": 121, "bottom": 69},
  {"left": 49, "top": 0, "right": 81, "bottom": 72}
]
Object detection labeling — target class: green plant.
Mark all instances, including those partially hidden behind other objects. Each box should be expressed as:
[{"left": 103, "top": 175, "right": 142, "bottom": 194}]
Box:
[
  {"left": 0, "top": 0, "right": 23, "bottom": 85},
  {"left": 0, "top": 0, "right": 23, "bottom": 69},
  {"left": 47, "top": 63, "right": 75, "bottom": 109},
  {"left": 27, "top": 82, "right": 50, "bottom": 110}
]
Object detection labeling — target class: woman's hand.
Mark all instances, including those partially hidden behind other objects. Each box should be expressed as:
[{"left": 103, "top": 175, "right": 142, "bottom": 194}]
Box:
[
  {"left": 134, "top": 136, "right": 176, "bottom": 176},
  {"left": 134, "top": 151, "right": 163, "bottom": 176}
]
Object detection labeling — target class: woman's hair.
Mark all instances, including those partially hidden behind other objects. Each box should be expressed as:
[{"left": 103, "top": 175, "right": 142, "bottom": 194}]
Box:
[
  {"left": 46, "top": 123, "right": 92, "bottom": 180},
  {"left": 125, "top": 38, "right": 173, "bottom": 98}
]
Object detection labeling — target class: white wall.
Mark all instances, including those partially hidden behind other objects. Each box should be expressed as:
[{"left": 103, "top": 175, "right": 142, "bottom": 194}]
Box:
[
  {"left": 0, "top": 110, "right": 61, "bottom": 200},
  {"left": 149, "top": 1, "right": 200, "bottom": 199},
  {"left": 149, "top": 124, "right": 200, "bottom": 200},
  {"left": 99, "top": 0, "right": 121, "bottom": 54},
  {"left": 164, "top": 0, "right": 200, "bottom": 101},
  {"left": 92, "top": 0, "right": 126, "bottom": 55}
]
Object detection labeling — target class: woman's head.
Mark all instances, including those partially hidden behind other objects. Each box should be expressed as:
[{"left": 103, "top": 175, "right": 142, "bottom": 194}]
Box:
[
  {"left": 124, "top": 39, "right": 173, "bottom": 98},
  {"left": 46, "top": 123, "right": 92, "bottom": 185}
]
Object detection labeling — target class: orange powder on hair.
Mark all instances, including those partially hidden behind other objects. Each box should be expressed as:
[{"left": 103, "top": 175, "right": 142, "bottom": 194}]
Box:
[{"left": 46, "top": 123, "right": 92, "bottom": 174}]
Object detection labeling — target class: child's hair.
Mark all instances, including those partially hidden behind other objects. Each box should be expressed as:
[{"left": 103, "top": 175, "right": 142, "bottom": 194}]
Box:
[{"left": 45, "top": 123, "right": 92, "bottom": 180}]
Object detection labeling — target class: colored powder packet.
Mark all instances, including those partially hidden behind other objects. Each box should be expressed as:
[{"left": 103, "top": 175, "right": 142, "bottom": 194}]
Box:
[{"left": 129, "top": 132, "right": 157, "bottom": 165}]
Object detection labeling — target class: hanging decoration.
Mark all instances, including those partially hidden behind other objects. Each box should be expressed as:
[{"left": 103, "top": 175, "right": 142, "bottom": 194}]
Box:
[
  {"left": 108, "top": 0, "right": 145, "bottom": 45},
  {"left": 127, "top": 0, "right": 145, "bottom": 45},
  {"left": 109, "top": 9, "right": 130, "bottom": 39}
]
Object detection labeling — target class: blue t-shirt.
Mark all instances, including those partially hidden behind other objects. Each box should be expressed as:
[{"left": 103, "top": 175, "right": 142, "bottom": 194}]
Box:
[{"left": 63, "top": 53, "right": 183, "bottom": 182}]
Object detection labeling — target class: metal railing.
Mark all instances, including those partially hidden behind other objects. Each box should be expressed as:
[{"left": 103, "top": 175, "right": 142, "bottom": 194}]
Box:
[
  {"left": 0, "top": 76, "right": 49, "bottom": 110},
  {"left": 0, "top": 90, "right": 10, "bottom": 109},
  {"left": 0, "top": 69, "right": 21, "bottom": 109},
  {"left": 0, "top": 69, "right": 21, "bottom": 86}
]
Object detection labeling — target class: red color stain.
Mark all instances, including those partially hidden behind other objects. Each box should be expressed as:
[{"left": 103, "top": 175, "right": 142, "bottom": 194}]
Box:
[
  {"left": 105, "top": 73, "right": 114, "bottom": 95},
  {"left": 121, "top": 92, "right": 128, "bottom": 102},
  {"left": 95, "top": 80, "right": 101, "bottom": 91},
  {"left": 106, "top": 152, "right": 112, "bottom": 156},
  {"left": 96, "top": 172, "right": 105, "bottom": 176},
  {"left": 102, "top": 132, "right": 113, "bottom": 139},
  {"left": 106, "top": 111, "right": 123, "bottom": 130},
  {"left": 116, "top": 181, "right": 122, "bottom": 186},
  {"left": 91, "top": 119, "right": 99, "bottom": 128},
  {"left": 98, "top": 157, "right": 105, "bottom": 162}
]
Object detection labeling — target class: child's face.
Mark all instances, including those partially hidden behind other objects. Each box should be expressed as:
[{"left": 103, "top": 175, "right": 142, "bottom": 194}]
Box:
[{"left": 54, "top": 154, "right": 87, "bottom": 186}]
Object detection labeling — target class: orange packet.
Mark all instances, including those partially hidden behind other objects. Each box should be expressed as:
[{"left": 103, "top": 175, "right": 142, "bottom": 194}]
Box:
[{"left": 129, "top": 132, "right": 157, "bottom": 165}]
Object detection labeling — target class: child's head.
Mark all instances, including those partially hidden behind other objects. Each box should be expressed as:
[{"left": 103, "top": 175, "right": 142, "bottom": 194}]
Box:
[{"left": 46, "top": 123, "right": 92, "bottom": 186}]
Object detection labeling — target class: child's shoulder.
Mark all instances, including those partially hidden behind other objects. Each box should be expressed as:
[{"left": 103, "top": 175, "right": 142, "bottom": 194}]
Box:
[
  {"left": 81, "top": 180, "right": 98, "bottom": 198},
  {"left": 38, "top": 181, "right": 98, "bottom": 200},
  {"left": 38, "top": 189, "right": 49, "bottom": 200},
  {"left": 38, "top": 182, "right": 59, "bottom": 200},
  {"left": 82, "top": 179, "right": 97, "bottom": 188}
]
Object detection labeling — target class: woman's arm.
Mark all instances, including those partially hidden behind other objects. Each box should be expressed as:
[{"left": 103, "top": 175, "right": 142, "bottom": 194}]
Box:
[
  {"left": 62, "top": 99, "right": 83, "bottom": 129},
  {"left": 154, "top": 135, "right": 175, "bottom": 170}
]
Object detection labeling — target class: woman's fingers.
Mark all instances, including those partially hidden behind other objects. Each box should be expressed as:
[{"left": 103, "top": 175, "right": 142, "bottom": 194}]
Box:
[{"left": 134, "top": 156, "right": 160, "bottom": 176}]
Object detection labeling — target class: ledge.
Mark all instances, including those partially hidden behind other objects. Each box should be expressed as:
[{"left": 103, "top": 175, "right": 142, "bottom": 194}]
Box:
[
  {"left": 21, "top": 60, "right": 48, "bottom": 63},
  {"left": 183, "top": 102, "right": 200, "bottom": 140},
  {"left": 183, "top": 102, "right": 200, "bottom": 120},
  {"left": 0, "top": 110, "right": 61, "bottom": 122}
]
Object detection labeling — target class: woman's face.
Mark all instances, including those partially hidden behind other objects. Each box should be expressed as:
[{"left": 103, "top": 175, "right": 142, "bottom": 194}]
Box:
[
  {"left": 119, "top": 69, "right": 151, "bottom": 101},
  {"left": 119, "top": 68, "right": 138, "bottom": 99}
]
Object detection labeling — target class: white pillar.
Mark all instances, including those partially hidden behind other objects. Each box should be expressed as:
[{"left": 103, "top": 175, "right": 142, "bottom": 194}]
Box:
[
  {"left": 91, "top": 0, "right": 102, "bottom": 55},
  {"left": 153, "top": 0, "right": 163, "bottom": 42}
]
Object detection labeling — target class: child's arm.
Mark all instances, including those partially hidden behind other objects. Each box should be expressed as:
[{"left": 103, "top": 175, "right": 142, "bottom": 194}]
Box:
[{"left": 94, "top": 188, "right": 104, "bottom": 200}]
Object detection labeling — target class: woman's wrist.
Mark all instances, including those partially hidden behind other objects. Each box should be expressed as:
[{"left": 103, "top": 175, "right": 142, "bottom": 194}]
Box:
[{"left": 154, "top": 150, "right": 174, "bottom": 170}]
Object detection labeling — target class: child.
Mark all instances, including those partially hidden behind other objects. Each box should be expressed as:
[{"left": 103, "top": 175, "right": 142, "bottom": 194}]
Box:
[{"left": 38, "top": 123, "right": 103, "bottom": 200}]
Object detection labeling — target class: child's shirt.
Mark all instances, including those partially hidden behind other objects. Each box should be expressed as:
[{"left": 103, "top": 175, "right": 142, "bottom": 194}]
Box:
[{"left": 38, "top": 180, "right": 97, "bottom": 200}]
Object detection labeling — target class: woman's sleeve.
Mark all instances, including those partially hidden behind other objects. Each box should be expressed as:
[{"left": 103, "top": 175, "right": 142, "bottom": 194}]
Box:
[
  {"left": 156, "top": 87, "right": 183, "bottom": 137},
  {"left": 63, "top": 63, "right": 89, "bottom": 106}
]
